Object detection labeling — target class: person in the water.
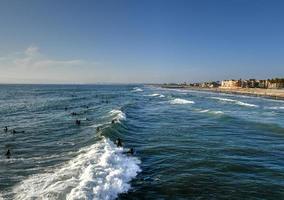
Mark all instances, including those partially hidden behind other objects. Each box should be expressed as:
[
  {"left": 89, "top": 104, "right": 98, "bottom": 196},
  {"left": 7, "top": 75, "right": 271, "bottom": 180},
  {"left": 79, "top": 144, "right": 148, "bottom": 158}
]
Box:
[
  {"left": 4, "top": 126, "right": 8, "bottom": 132},
  {"left": 116, "top": 138, "right": 122, "bottom": 147},
  {"left": 96, "top": 127, "right": 100, "bottom": 131},
  {"left": 75, "top": 120, "right": 81, "bottom": 125},
  {"left": 11, "top": 129, "right": 25, "bottom": 134},
  {"left": 127, "top": 148, "right": 134, "bottom": 155},
  {"left": 111, "top": 119, "right": 116, "bottom": 124},
  {"left": 6, "top": 149, "right": 11, "bottom": 159}
]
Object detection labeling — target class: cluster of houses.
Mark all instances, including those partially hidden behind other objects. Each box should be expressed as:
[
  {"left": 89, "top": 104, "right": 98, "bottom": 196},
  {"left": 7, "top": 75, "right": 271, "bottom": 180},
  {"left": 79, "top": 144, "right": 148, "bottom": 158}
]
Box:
[{"left": 188, "top": 78, "right": 284, "bottom": 89}]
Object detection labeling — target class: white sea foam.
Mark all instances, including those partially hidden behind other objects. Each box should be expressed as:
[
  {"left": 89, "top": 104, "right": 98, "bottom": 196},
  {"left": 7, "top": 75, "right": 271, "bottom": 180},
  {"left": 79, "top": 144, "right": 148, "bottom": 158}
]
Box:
[
  {"left": 147, "top": 93, "right": 160, "bottom": 97},
  {"left": 0, "top": 193, "right": 4, "bottom": 200},
  {"left": 12, "top": 138, "right": 141, "bottom": 200},
  {"left": 109, "top": 109, "right": 126, "bottom": 122},
  {"left": 210, "top": 97, "right": 258, "bottom": 107},
  {"left": 198, "top": 109, "right": 224, "bottom": 115},
  {"left": 145, "top": 93, "right": 165, "bottom": 98},
  {"left": 132, "top": 87, "right": 143, "bottom": 92},
  {"left": 170, "top": 98, "right": 195, "bottom": 104},
  {"left": 265, "top": 106, "right": 284, "bottom": 110}
]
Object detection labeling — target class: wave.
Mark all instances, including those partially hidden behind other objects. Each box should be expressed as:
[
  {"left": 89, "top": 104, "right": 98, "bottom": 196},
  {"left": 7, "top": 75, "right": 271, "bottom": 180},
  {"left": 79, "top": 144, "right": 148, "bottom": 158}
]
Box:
[
  {"left": 265, "top": 106, "right": 284, "bottom": 110},
  {"left": 90, "top": 123, "right": 108, "bottom": 128},
  {"left": 12, "top": 138, "right": 141, "bottom": 200},
  {"left": 0, "top": 193, "right": 4, "bottom": 200},
  {"left": 146, "top": 93, "right": 159, "bottom": 97},
  {"left": 145, "top": 93, "right": 165, "bottom": 98},
  {"left": 132, "top": 87, "right": 143, "bottom": 92},
  {"left": 170, "top": 98, "right": 195, "bottom": 104},
  {"left": 198, "top": 109, "right": 224, "bottom": 115},
  {"left": 210, "top": 97, "right": 258, "bottom": 107},
  {"left": 109, "top": 109, "right": 126, "bottom": 122}
]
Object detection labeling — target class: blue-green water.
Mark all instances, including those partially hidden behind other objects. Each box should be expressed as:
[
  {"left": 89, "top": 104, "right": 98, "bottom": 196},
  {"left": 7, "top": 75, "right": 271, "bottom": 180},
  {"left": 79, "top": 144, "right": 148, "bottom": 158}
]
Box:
[{"left": 0, "top": 85, "right": 284, "bottom": 200}]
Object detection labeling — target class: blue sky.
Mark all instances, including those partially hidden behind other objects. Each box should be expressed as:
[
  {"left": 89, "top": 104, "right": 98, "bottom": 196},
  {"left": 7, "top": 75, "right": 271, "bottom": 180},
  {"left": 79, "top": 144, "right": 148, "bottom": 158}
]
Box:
[{"left": 0, "top": 0, "right": 283, "bottom": 83}]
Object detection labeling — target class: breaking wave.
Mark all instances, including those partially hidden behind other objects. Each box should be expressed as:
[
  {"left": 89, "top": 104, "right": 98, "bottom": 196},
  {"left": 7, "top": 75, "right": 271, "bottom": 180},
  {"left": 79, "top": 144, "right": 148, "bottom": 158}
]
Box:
[
  {"left": 265, "top": 106, "right": 284, "bottom": 110},
  {"left": 198, "top": 109, "right": 224, "bottom": 115},
  {"left": 132, "top": 87, "right": 143, "bottom": 92},
  {"left": 210, "top": 97, "right": 258, "bottom": 107},
  {"left": 145, "top": 93, "right": 165, "bottom": 98},
  {"left": 170, "top": 98, "right": 195, "bottom": 104},
  {"left": 12, "top": 138, "right": 141, "bottom": 200},
  {"left": 109, "top": 109, "right": 126, "bottom": 122}
]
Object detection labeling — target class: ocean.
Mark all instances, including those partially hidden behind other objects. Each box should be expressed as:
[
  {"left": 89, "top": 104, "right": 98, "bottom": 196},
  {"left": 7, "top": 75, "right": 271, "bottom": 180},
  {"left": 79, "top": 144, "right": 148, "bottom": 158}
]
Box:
[{"left": 0, "top": 84, "right": 283, "bottom": 199}]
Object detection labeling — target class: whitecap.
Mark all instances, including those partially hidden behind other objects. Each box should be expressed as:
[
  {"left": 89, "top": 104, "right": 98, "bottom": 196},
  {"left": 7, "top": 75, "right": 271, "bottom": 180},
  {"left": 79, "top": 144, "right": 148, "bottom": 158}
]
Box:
[
  {"left": 198, "top": 109, "right": 224, "bottom": 115},
  {"left": 210, "top": 97, "right": 258, "bottom": 107},
  {"left": 145, "top": 93, "right": 165, "bottom": 98},
  {"left": 12, "top": 138, "right": 141, "bottom": 200},
  {"left": 170, "top": 98, "right": 195, "bottom": 104},
  {"left": 132, "top": 87, "right": 143, "bottom": 92},
  {"left": 90, "top": 123, "right": 108, "bottom": 128},
  {"left": 235, "top": 101, "right": 258, "bottom": 107},
  {"left": 146, "top": 93, "right": 160, "bottom": 97},
  {"left": 210, "top": 97, "right": 236, "bottom": 102},
  {"left": 265, "top": 106, "right": 284, "bottom": 110},
  {"left": 109, "top": 109, "right": 126, "bottom": 122},
  {"left": 199, "top": 109, "right": 210, "bottom": 113}
]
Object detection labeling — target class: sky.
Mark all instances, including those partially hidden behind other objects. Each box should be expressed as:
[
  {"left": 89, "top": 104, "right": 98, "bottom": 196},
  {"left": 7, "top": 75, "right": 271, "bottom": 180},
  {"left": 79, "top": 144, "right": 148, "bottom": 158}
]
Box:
[{"left": 0, "top": 0, "right": 283, "bottom": 84}]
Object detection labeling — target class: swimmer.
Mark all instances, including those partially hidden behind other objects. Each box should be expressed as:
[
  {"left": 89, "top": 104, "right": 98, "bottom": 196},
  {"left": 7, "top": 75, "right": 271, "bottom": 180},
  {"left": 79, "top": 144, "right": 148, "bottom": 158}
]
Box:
[
  {"left": 75, "top": 120, "right": 81, "bottom": 125},
  {"left": 4, "top": 126, "right": 8, "bottom": 132},
  {"left": 111, "top": 119, "right": 116, "bottom": 124},
  {"left": 64, "top": 107, "right": 68, "bottom": 111},
  {"left": 6, "top": 149, "right": 11, "bottom": 159},
  {"left": 116, "top": 138, "right": 122, "bottom": 147},
  {"left": 96, "top": 127, "right": 100, "bottom": 131}
]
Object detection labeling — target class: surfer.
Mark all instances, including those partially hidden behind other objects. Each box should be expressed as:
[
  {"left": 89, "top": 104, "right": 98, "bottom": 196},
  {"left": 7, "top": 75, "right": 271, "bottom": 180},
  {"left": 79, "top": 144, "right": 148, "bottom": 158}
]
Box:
[
  {"left": 116, "top": 138, "right": 122, "bottom": 147},
  {"left": 112, "top": 119, "right": 116, "bottom": 124},
  {"left": 11, "top": 129, "right": 25, "bottom": 134},
  {"left": 75, "top": 120, "right": 81, "bottom": 126},
  {"left": 4, "top": 126, "right": 8, "bottom": 132},
  {"left": 96, "top": 127, "right": 100, "bottom": 131},
  {"left": 127, "top": 148, "right": 134, "bottom": 155},
  {"left": 6, "top": 149, "right": 11, "bottom": 159},
  {"left": 71, "top": 112, "right": 78, "bottom": 116}
]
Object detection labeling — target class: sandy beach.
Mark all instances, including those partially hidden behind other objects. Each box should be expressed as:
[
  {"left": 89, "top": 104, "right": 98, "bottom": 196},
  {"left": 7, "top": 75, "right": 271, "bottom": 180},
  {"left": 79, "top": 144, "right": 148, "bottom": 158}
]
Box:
[{"left": 155, "top": 85, "right": 284, "bottom": 100}]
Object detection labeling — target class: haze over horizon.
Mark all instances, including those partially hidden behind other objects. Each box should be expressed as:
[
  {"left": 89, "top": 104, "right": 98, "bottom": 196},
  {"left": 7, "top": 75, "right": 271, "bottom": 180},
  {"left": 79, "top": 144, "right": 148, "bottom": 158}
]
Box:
[{"left": 0, "top": 0, "right": 283, "bottom": 84}]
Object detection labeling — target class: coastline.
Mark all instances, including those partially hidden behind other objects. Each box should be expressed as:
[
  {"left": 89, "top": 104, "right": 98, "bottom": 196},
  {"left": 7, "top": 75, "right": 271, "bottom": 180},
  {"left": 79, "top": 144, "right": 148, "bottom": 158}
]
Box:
[{"left": 151, "top": 84, "right": 284, "bottom": 100}]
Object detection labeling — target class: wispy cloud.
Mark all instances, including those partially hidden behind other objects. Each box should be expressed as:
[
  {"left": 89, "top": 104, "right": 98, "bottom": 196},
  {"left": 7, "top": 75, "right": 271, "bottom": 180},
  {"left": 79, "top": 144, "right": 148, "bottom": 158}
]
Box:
[
  {"left": 1, "top": 45, "right": 86, "bottom": 69},
  {"left": 0, "top": 45, "right": 96, "bottom": 83}
]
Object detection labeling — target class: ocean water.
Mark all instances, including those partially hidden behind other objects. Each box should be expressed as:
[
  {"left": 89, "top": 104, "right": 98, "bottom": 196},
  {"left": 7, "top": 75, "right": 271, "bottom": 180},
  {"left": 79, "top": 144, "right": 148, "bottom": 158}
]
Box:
[{"left": 0, "top": 84, "right": 284, "bottom": 200}]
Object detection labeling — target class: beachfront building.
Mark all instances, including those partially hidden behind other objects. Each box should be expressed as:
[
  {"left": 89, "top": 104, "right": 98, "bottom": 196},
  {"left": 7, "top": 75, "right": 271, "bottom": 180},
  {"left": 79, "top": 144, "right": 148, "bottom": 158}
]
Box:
[
  {"left": 267, "top": 78, "right": 284, "bottom": 89},
  {"left": 220, "top": 80, "right": 241, "bottom": 88}
]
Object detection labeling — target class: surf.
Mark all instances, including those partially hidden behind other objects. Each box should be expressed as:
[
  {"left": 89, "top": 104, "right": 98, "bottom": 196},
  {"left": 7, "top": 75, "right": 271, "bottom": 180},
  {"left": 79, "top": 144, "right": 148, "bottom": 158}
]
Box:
[
  {"left": 12, "top": 138, "right": 141, "bottom": 200},
  {"left": 170, "top": 98, "right": 195, "bottom": 104},
  {"left": 109, "top": 109, "right": 126, "bottom": 123},
  {"left": 210, "top": 97, "right": 259, "bottom": 107}
]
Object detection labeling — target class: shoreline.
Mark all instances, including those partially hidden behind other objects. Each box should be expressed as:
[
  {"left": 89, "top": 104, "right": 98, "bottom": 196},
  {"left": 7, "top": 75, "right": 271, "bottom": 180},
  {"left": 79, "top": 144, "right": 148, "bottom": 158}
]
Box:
[{"left": 151, "top": 84, "right": 284, "bottom": 100}]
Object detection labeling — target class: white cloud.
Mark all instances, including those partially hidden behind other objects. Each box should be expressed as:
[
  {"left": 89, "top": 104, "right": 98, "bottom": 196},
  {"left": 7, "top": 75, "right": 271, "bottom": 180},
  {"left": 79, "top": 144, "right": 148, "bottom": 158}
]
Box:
[
  {"left": 25, "top": 45, "right": 40, "bottom": 57},
  {"left": 0, "top": 45, "right": 96, "bottom": 83}
]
